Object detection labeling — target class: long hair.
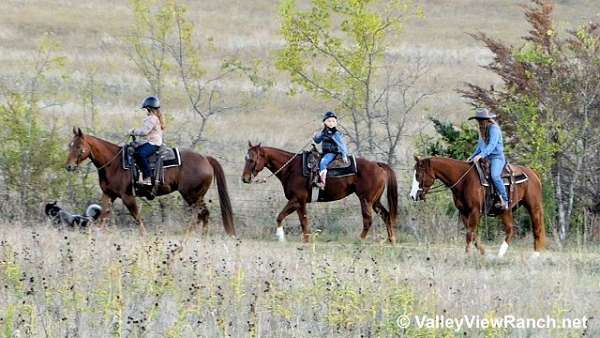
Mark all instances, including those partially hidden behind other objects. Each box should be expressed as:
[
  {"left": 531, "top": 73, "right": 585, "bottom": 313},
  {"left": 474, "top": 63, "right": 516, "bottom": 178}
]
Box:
[
  {"left": 149, "top": 108, "right": 166, "bottom": 130},
  {"left": 478, "top": 119, "right": 494, "bottom": 143}
]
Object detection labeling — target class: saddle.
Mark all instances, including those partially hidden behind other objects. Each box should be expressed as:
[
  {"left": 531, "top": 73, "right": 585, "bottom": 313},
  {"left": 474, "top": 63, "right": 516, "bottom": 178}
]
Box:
[
  {"left": 122, "top": 142, "right": 182, "bottom": 194},
  {"left": 303, "top": 147, "right": 358, "bottom": 202},
  {"left": 474, "top": 159, "right": 528, "bottom": 215}
]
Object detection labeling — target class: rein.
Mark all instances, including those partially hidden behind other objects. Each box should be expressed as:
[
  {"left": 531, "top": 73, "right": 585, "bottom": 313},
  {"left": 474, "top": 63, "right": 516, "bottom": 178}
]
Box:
[
  {"left": 91, "top": 147, "right": 124, "bottom": 171},
  {"left": 82, "top": 135, "right": 129, "bottom": 171},
  {"left": 253, "top": 139, "right": 313, "bottom": 184},
  {"left": 426, "top": 163, "right": 475, "bottom": 194}
]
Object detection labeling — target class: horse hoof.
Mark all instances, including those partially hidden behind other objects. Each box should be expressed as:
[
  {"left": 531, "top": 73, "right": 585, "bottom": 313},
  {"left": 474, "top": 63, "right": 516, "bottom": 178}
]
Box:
[
  {"left": 498, "top": 241, "right": 509, "bottom": 258},
  {"left": 276, "top": 227, "right": 286, "bottom": 242},
  {"left": 531, "top": 251, "right": 541, "bottom": 259}
]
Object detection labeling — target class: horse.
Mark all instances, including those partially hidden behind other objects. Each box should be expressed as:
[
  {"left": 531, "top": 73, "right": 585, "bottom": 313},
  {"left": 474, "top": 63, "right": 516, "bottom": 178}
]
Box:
[
  {"left": 65, "top": 127, "right": 235, "bottom": 236},
  {"left": 241, "top": 142, "right": 398, "bottom": 243},
  {"left": 409, "top": 156, "right": 545, "bottom": 257}
]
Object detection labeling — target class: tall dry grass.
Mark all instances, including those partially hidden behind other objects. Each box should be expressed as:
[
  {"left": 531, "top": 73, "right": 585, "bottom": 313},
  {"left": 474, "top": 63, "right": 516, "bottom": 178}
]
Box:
[{"left": 0, "top": 224, "right": 598, "bottom": 337}]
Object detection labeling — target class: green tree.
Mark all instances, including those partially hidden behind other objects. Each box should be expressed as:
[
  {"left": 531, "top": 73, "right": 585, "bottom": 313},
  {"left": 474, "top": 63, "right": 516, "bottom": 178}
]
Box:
[
  {"left": 276, "top": 0, "right": 425, "bottom": 163},
  {"left": 126, "top": 0, "right": 175, "bottom": 98},
  {"left": 0, "top": 36, "right": 70, "bottom": 218},
  {"left": 417, "top": 117, "right": 478, "bottom": 160},
  {"left": 461, "top": 0, "right": 600, "bottom": 241}
]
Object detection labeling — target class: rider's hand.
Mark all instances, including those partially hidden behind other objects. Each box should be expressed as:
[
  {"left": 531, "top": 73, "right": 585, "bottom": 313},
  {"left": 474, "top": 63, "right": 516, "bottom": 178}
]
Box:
[
  {"left": 343, "top": 157, "right": 349, "bottom": 164},
  {"left": 472, "top": 155, "right": 482, "bottom": 162},
  {"left": 128, "top": 128, "right": 135, "bottom": 136}
]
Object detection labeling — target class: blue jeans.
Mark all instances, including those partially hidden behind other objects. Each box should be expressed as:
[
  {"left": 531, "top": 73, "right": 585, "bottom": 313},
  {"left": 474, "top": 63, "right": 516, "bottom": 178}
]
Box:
[
  {"left": 490, "top": 157, "right": 508, "bottom": 202},
  {"left": 319, "top": 153, "right": 337, "bottom": 171},
  {"left": 135, "top": 143, "right": 159, "bottom": 178}
]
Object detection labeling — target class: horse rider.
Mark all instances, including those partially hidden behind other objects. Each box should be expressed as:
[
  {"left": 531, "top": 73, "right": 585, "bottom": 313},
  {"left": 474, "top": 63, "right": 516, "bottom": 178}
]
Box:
[
  {"left": 467, "top": 107, "right": 509, "bottom": 210},
  {"left": 312, "top": 111, "right": 349, "bottom": 189},
  {"left": 128, "top": 96, "right": 166, "bottom": 185}
]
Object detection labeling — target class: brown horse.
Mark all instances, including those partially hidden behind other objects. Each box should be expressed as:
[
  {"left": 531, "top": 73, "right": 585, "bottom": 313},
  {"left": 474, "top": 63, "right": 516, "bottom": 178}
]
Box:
[
  {"left": 241, "top": 143, "right": 398, "bottom": 243},
  {"left": 65, "top": 127, "right": 235, "bottom": 236},
  {"left": 410, "top": 156, "right": 545, "bottom": 257}
]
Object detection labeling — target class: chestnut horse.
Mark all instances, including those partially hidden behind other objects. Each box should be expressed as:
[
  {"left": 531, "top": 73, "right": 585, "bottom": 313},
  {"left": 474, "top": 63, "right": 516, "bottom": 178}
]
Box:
[
  {"left": 410, "top": 156, "right": 545, "bottom": 257},
  {"left": 241, "top": 143, "right": 398, "bottom": 243},
  {"left": 65, "top": 127, "right": 235, "bottom": 236}
]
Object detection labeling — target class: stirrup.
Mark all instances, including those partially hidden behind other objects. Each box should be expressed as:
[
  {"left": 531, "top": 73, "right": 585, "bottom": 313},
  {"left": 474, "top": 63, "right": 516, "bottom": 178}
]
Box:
[{"left": 495, "top": 196, "right": 509, "bottom": 210}]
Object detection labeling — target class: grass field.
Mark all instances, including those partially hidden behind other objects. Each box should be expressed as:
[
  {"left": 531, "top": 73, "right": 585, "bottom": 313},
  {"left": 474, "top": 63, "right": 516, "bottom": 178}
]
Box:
[
  {"left": 0, "top": 224, "right": 598, "bottom": 337},
  {"left": 2, "top": 1, "right": 600, "bottom": 337}
]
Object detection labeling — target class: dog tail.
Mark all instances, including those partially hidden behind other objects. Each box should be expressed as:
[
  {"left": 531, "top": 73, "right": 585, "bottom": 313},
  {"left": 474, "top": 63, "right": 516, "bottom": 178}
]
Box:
[{"left": 85, "top": 204, "right": 102, "bottom": 220}]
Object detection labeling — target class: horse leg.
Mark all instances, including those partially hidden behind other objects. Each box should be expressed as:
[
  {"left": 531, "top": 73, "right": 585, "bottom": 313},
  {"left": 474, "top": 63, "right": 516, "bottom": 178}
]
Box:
[
  {"left": 98, "top": 193, "right": 114, "bottom": 229},
  {"left": 122, "top": 194, "right": 146, "bottom": 236},
  {"left": 359, "top": 199, "right": 374, "bottom": 240},
  {"left": 197, "top": 199, "right": 210, "bottom": 237},
  {"left": 524, "top": 202, "right": 545, "bottom": 257},
  {"left": 465, "top": 209, "right": 482, "bottom": 255},
  {"left": 498, "top": 211, "right": 514, "bottom": 258},
  {"left": 296, "top": 202, "right": 310, "bottom": 243},
  {"left": 374, "top": 201, "right": 396, "bottom": 244},
  {"left": 275, "top": 200, "right": 298, "bottom": 242},
  {"left": 185, "top": 199, "right": 209, "bottom": 238}
]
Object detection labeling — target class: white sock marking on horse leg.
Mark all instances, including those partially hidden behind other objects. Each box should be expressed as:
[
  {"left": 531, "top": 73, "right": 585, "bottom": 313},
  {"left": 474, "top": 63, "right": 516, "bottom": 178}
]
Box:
[
  {"left": 410, "top": 171, "right": 419, "bottom": 200},
  {"left": 276, "top": 227, "right": 286, "bottom": 242},
  {"left": 531, "top": 251, "right": 540, "bottom": 259},
  {"left": 498, "top": 241, "right": 509, "bottom": 258}
]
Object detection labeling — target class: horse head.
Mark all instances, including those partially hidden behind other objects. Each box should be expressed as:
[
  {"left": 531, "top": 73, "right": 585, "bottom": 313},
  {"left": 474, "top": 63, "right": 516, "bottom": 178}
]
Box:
[
  {"left": 410, "top": 156, "right": 435, "bottom": 201},
  {"left": 66, "top": 127, "right": 92, "bottom": 171},
  {"left": 242, "top": 141, "right": 266, "bottom": 183}
]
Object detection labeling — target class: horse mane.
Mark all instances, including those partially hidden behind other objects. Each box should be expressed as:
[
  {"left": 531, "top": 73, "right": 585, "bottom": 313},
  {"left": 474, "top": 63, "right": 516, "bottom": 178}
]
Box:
[
  {"left": 427, "top": 156, "right": 471, "bottom": 167},
  {"left": 83, "top": 133, "right": 121, "bottom": 152},
  {"left": 261, "top": 146, "right": 295, "bottom": 156}
]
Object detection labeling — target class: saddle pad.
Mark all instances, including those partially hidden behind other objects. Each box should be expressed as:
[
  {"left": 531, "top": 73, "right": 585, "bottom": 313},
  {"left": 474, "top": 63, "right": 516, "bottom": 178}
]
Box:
[
  {"left": 122, "top": 146, "right": 181, "bottom": 170},
  {"left": 475, "top": 161, "right": 528, "bottom": 187},
  {"left": 302, "top": 152, "right": 357, "bottom": 177}
]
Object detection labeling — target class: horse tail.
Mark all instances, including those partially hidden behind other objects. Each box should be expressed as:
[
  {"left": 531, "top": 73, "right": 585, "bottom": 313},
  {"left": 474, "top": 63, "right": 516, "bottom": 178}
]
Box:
[
  {"left": 207, "top": 156, "right": 236, "bottom": 236},
  {"left": 377, "top": 162, "right": 398, "bottom": 226}
]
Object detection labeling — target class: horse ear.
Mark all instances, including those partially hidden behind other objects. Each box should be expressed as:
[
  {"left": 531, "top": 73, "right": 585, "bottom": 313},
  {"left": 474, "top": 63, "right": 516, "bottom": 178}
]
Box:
[
  {"left": 257, "top": 143, "right": 261, "bottom": 148},
  {"left": 248, "top": 140, "right": 253, "bottom": 148},
  {"left": 414, "top": 155, "right": 421, "bottom": 162},
  {"left": 72, "top": 126, "right": 78, "bottom": 135},
  {"left": 77, "top": 128, "right": 83, "bottom": 137}
]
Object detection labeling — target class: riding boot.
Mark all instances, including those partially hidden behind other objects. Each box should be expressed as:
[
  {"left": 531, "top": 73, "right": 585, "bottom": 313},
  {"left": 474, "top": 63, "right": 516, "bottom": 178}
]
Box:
[{"left": 496, "top": 195, "right": 509, "bottom": 211}]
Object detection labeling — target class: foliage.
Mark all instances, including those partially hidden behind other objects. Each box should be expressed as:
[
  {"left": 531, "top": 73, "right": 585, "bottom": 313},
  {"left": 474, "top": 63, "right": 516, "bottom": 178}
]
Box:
[
  {"left": 0, "top": 36, "right": 75, "bottom": 218},
  {"left": 276, "top": 0, "right": 426, "bottom": 163},
  {"left": 460, "top": 0, "right": 600, "bottom": 241},
  {"left": 417, "top": 117, "right": 478, "bottom": 160}
]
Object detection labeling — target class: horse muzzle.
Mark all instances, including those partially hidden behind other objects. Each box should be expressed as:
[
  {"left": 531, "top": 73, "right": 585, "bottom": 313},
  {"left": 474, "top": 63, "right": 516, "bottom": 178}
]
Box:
[{"left": 241, "top": 174, "right": 252, "bottom": 184}]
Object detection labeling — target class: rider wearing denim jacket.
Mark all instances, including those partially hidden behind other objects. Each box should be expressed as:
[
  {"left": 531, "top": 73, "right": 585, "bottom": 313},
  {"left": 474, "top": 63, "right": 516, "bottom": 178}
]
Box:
[
  {"left": 313, "top": 111, "right": 348, "bottom": 188},
  {"left": 468, "top": 107, "right": 509, "bottom": 210}
]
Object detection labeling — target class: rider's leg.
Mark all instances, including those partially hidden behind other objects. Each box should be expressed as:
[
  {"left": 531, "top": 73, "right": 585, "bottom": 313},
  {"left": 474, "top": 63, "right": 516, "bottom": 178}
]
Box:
[
  {"left": 490, "top": 157, "right": 509, "bottom": 209},
  {"left": 137, "top": 143, "right": 159, "bottom": 183},
  {"left": 319, "top": 153, "right": 336, "bottom": 187}
]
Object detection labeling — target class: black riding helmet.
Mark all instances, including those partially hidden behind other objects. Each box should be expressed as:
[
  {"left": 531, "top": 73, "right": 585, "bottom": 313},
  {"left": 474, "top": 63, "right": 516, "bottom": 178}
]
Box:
[
  {"left": 141, "top": 96, "right": 160, "bottom": 109},
  {"left": 322, "top": 111, "right": 337, "bottom": 121}
]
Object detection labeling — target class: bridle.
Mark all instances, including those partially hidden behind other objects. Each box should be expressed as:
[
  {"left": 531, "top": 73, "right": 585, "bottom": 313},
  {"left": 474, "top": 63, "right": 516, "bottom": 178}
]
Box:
[
  {"left": 70, "top": 137, "right": 123, "bottom": 171},
  {"left": 415, "top": 162, "right": 475, "bottom": 198}
]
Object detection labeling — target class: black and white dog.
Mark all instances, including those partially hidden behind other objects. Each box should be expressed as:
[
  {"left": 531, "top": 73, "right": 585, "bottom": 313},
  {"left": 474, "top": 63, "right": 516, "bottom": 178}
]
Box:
[{"left": 44, "top": 201, "right": 102, "bottom": 227}]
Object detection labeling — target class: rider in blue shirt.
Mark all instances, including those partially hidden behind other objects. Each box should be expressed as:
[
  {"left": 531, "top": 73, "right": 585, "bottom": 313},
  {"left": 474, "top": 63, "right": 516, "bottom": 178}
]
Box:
[
  {"left": 468, "top": 107, "right": 509, "bottom": 210},
  {"left": 313, "top": 111, "right": 348, "bottom": 189}
]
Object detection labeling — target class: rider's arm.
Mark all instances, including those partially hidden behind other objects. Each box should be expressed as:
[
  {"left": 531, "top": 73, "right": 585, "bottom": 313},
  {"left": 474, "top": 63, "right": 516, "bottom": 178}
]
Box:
[
  {"left": 313, "top": 130, "right": 324, "bottom": 143},
  {"left": 132, "top": 116, "right": 157, "bottom": 137},
  {"left": 479, "top": 124, "right": 501, "bottom": 159},
  {"left": 468, "top": 141, "right": 481, "bottom": 161},
  {"left": 333, "top": 132, "right": 349, "bottom": 161}
]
